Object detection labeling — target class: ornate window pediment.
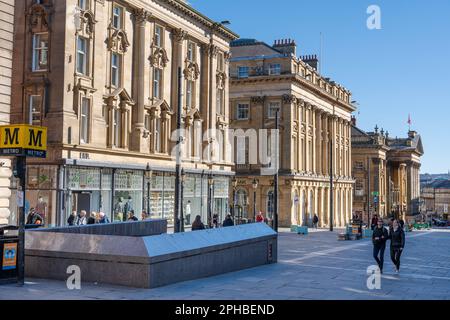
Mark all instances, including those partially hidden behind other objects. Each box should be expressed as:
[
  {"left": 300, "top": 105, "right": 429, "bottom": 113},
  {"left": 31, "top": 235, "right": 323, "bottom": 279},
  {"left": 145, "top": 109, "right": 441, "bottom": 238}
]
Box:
[
  {"left": 77, "top": 10, "right": 96, "bottom": 36},
  {"left": 183, "top": 60, "right": 200, "bottom": 81},
  {"left": 107, "top": 29, "right": 130, "bottom": 53},
  {"left": 28, "top": 4, "right": 50, "bottom": 32},
  {"left": 185, "top": 107, "right": 202, "bottom": 126},
  {"left": 148, "top": 99, "right": 173, "bottom": 117},
  {"left": 216, "top": 71, "right": 227, "bottom": 89},
  {"left": 149, "top": 46, "right": 169, "bottom": 68},
  {"left": 103, "top": 87, "right": 135, "bottom": 108}
]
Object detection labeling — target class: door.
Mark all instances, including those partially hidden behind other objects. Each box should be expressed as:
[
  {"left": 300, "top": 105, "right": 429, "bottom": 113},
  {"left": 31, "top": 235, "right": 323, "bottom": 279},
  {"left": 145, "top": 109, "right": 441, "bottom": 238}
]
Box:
[{"left": 75, "top": 192, "right": 91, "bottom": 214}]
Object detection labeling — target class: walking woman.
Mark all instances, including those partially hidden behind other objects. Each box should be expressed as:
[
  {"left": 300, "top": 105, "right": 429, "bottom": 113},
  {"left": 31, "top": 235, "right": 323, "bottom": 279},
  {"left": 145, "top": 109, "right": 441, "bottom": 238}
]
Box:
[
  {"left": 372, "top": 219, "right": 388, "bottom": 273},
  {"left": 389, "top": 219, "right": 405, "bottom": 273}
]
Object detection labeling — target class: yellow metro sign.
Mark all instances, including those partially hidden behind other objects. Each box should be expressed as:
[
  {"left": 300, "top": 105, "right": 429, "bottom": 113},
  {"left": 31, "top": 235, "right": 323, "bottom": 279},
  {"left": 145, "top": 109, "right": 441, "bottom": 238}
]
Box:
[{"left": 0, "top": 125, "right": 47, "bottom": 158}]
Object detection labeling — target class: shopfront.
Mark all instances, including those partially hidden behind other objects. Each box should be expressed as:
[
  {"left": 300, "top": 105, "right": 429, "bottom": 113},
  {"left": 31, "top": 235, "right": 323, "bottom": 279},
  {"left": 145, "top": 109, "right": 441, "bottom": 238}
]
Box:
[{"left": 8, "top": 162, "right": 232, "bottom": 228}]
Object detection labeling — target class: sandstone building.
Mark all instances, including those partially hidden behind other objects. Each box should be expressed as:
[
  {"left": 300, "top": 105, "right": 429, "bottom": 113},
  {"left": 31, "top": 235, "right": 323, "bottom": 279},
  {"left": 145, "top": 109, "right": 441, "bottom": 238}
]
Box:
[
  {"left": 351, "top": 122, "right": 423, "bottom": 222},
  {"left": 10, "top": 0, "right": 238, "bottom": 226},
  {"left": 229, "top": 38, "right": 355, "bottom": 228},
  {"left": 0, "top": 0, "right": 14, "bottom": 225}
]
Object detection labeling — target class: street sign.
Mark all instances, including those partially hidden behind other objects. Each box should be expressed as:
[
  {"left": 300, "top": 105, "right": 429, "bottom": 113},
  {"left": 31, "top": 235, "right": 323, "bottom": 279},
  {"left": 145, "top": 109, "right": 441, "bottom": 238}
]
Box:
[
  {"left": 0, "top": 125, "right": 47, "bottom": 158},
  {"left": 371, "top": 191, "right": 379, "bottom": 196}
]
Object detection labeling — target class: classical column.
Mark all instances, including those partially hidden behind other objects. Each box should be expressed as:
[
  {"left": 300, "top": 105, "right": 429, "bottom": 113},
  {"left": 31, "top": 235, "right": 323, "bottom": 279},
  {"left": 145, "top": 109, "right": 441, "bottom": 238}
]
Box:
[
  {"left": 311, "top": 106, "right": 317, "bottom": 174},
  {"left": 314, "top": 186, "right": 319, "bottom": 224},
  {"left": 131, "top": 8, "right": 150, "bottom": 152},
  {"left": 171, "top": 27, "right": 188, "bottom": 114},
  {"left": 322, "top": 113, "right": 329, "bottom": 177},
  {"left": 315, "top": 109, "right": 322, "bottom": 175},
  {"left": 320, "top": 187, "right": 325, "bottom": 227}
]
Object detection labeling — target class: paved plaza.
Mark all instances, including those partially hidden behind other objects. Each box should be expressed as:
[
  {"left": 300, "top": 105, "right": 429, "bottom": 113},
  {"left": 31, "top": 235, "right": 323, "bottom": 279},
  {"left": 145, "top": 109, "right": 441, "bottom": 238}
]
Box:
[{"left": 1, "top": 228, "right": 450, "bottom": 300}]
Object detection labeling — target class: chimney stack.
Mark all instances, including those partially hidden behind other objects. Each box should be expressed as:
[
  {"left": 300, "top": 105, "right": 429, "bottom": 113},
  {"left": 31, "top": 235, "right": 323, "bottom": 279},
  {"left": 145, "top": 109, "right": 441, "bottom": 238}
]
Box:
[
  {"left": 300, "top": 54, "right": 319, "bottom": 71},
  {"left": 273, "top": 38, "right": 297, "bottom": 56}
]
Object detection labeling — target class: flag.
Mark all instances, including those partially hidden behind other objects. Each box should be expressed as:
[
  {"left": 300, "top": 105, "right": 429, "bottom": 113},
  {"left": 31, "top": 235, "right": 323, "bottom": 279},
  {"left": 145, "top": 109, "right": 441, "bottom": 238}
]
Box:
[{"left": 407, "top": 114, "right": 412, "bottom": 125}]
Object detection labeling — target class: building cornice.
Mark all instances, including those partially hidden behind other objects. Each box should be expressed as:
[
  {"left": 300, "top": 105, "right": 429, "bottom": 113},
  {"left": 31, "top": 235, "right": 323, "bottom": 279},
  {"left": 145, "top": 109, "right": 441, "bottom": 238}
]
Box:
[
  {"left": 131, "top": 0, "right": 239, "bottom": 41},
  {"left": 230, "top": 74, "right": 356, "bottom": 113}
]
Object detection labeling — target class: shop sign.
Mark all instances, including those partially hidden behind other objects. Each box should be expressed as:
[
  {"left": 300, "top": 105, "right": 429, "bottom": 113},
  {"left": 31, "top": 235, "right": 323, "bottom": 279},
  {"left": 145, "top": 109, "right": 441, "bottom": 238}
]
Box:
[
  {"left": 0, "top": 125, "right": 47, "bottom": 158},
  {"left": 2, "top": 243, "right": 17, "bottom": 270}
]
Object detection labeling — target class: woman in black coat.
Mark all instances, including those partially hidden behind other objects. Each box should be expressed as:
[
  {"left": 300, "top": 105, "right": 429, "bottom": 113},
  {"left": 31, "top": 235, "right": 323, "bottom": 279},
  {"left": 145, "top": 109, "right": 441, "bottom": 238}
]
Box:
[
  {"left": 389, "top": 219, "right": 405, "bottom": 273},
  {"left": 191, "top": 215, "right": 205, "bottom": 231}
]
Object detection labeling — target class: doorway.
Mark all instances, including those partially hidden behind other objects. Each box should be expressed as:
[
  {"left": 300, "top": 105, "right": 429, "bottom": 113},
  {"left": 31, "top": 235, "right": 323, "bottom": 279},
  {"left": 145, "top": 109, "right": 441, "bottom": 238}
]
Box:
[{"left": 73, "top": 192, "right": 91, "bottom": 215}]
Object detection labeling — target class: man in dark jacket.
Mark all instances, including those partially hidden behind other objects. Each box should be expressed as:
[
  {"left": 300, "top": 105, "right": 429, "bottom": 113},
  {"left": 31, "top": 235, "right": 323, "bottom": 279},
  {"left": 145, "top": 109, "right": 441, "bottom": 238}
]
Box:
[
  {"left": 389, "top": 219, "right": 406, "bottom": 273},
  {"left": 223, "top": 214, "right": 234, "bottom": 227},
  {"left": 372, "top": 219, "right": 389, "bottom": 273},
  {"left": 26, "top": 208, "right": 44, "bottom": 225}
]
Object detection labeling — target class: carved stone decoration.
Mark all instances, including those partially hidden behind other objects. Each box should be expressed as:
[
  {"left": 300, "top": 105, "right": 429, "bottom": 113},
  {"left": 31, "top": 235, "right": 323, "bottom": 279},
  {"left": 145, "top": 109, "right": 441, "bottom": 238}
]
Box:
[
  {"left": 250, "top": 96, "right": 266, "bottom": 104},
  {"left": 282, "top": 94, "right": 297, "bottom": 104},
  {"left": 172, "top": 28, "right": 188, "bottom": 43},
  {"left": 132, "top": 8, "right": 151, "bottom": 24},
  {"left": 224, "top": 51, "right": 232, "bottom": 64},
  {"left": 149, "top": 46, "right": 169, "bottom": 68},
  {"left": 216, "top": 71, "right": 227, "bottom": 89},
  {"left": 107, "top": 29, "right": 130, "bottom": 53},
  {"left": 79, "top": 10, "right": 96, "bottom": 36},
  {"left": 201, "top": 43, "right": 218, "bottom": 58},
  {"left": 183, "top": 60, "right": 200, "bottom": 81},
  {"left": 28, "top": 4, "right": 50, "bottom": 31}
]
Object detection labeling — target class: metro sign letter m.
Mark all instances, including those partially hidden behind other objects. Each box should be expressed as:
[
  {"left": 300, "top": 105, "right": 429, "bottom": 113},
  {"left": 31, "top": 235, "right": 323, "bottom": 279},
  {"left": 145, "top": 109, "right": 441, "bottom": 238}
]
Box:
[
  {"left": 29, "top": 128, "right": 43, "bottom": 147},
  {"left": 4, "top": 127, "right": 19, "bottom": 145}
]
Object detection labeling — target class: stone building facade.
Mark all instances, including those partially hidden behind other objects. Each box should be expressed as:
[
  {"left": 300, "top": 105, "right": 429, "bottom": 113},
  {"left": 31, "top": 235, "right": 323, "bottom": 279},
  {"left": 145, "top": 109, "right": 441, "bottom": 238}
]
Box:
[
  {"left": 10, "top": 0, "right": 238, "bottom": 226},
  {"left": 229, "top": 39, "right": 355, "bottom": 228},
  {"left": 352, "top": 122, "right": 423, "bottom": 223},
  {"left": 0, "top": 0, "right": 14, "bottom": 225},
  {"left": 421, "top": 180, "right": 450, "bottom": 221}
]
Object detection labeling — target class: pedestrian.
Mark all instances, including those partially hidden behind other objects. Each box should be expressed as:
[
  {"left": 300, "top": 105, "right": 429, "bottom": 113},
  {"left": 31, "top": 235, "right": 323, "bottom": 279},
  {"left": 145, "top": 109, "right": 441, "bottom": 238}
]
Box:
[
  {"left": 26, "top": 208, "right": 44, "bottom": 225},
  {"left": 87, "top": 212, "right": 96, "bottom": 225},
  {"left": 212, "top": 213, "right": 219, "bottom": 228},
  {"left": 76, "top": 210, "right": 87, "bottom": 225},
  {"left": 222, "top": 214, "right": 234, "bottom": 227},
  {"left": 98, "top": 212, "right": 110, "bottom": 224},
  {"left": 371, "top": 214, "right": 378, "bottom": 230},
  {"left": 191, "top": 215, "right": 205, "bottom": 231},
  {"left": 313, "top": 214, "right": 319, "bottom": 229},
  {"left": 141, "top": 210, "right": 150, "bottom": 221},
  {"left": 389, "top": 219, "right": 405, "bottom": 273},
  {"left": 256, "top": 211, "right": 264, "bottom": 223},
  {"left": 372, "top": 218, "right": 388, "bottom": 273},
  {"left": 399, "top": 219, "right": 405, "bottom": 230},
  {"left": 127, "top": 210, "right": 138, "bottom": 221},
  {"left": 67, "top": 211, "right": 77, "bottom": 226},
  {"left": 185, "top": 200, "right": 192, "bottom": 225}
]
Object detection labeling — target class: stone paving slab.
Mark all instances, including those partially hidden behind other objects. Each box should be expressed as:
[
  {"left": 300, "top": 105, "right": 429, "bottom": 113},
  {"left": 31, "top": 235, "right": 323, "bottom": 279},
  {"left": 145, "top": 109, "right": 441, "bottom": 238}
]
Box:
[{"left": 1, "top": 228, "right": 450, "bottom": 300}]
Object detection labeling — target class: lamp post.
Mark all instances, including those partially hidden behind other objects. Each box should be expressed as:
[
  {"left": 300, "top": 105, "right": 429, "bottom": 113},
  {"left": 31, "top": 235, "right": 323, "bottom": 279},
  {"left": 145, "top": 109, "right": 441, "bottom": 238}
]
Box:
[
  {"left": 180, "top": 169, "right": 186, "bottom": 232},
  {"left": 208, "top": 173, "right": 214, "bottom": 228},
  {"left": 145, "top": 163, "right": 152, "bottom": 217},
  {"left": 174, "top": 67, "right": 183, "bottom": 233},
  {"left": 274, "top": 108, "right": 279, "bottom": 232},
  {"left": 252, "top": 178, "right": 258, "bottom": 222},
  {"left": 232, "top": 176, "right": 238, "bottom": 223}
]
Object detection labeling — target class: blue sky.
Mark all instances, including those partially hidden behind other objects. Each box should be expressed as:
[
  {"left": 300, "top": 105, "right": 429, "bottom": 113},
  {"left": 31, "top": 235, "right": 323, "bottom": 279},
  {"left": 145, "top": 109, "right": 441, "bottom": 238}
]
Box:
[{"left": 189, "top": 0, "right": 450, "bottom": 174}]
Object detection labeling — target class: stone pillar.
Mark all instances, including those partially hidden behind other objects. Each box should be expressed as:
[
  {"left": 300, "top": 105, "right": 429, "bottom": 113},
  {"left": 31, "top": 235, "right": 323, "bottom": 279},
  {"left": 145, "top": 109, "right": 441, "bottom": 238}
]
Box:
[
  {"left": 0, "top": 159, "right": 12, "bottom": 225},
  {"left": 320, "top": 187, "right": 325, "bottom": 227},
  {"left": 171, "top": 27, "right": 187, "bottom": 119},
  {"left": 311, "top": 106, "right": 316, "bottom": 174},
  {"left": 322, "top": 113, "right": 329, "bottom": 177},
  {"left": 131, "top": 8, "right": 150, "bottom": 152},
  {"left": 316, "top": 110, "right": 322, "bottom": 175}
]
